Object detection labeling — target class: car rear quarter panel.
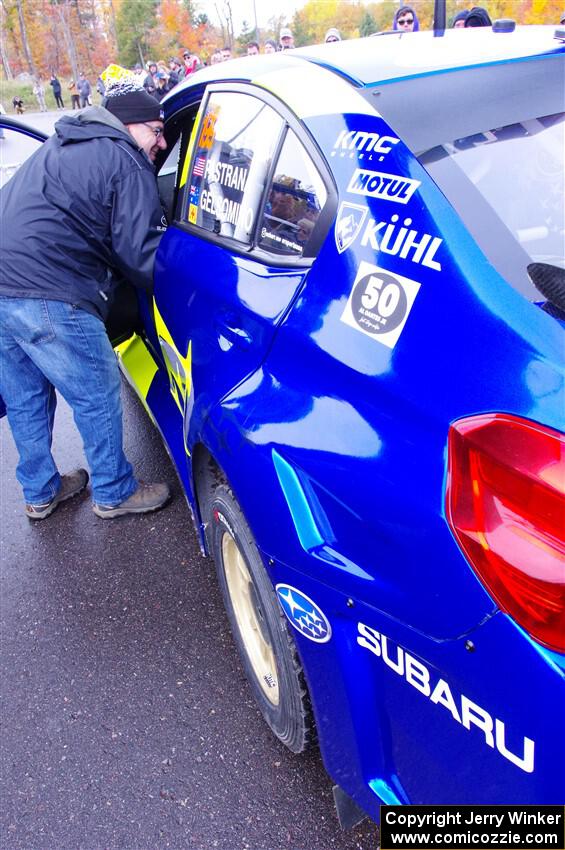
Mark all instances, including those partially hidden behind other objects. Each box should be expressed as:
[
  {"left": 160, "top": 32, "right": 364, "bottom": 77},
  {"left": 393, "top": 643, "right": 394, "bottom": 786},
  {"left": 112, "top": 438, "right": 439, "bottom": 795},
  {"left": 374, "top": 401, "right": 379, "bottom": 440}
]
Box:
[
  {"left": 218, "top": 108, "right": 563, "bottom": 637},
  {"left": 199, "top": 103, "right": 564, "bottom": 810}
]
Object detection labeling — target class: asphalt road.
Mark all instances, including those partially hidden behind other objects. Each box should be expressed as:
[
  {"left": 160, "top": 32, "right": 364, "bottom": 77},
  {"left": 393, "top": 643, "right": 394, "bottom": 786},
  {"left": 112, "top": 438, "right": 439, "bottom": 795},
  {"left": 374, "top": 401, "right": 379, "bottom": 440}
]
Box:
[{"left": 0, "top": 111, "right": 380, "bottom": 850}]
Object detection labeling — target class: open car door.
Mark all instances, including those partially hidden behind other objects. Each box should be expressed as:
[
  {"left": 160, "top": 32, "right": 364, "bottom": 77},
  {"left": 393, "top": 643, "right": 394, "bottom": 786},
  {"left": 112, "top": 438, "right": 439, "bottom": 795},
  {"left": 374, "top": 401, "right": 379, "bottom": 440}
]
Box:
[{"left": 0, "top": 116, "right": 49, "bottom": 419}]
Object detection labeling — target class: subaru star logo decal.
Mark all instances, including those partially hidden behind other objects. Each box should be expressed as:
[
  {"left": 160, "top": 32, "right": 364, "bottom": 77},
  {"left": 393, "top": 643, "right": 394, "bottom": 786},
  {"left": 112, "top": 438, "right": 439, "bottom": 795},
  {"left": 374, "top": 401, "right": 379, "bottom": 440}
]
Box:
[
  {"left": 335, "top": 201, "right": 368, "bottom": 254},
  {"left": 276, "top": 585, "right": 332, "bottom": 643}
]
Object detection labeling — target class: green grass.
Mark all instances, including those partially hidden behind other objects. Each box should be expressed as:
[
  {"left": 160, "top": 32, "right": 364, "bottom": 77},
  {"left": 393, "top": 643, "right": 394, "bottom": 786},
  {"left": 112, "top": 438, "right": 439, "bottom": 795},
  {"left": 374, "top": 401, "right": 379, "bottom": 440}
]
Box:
[{"left": 0, "top": 78, "right": 102, "bottom": 113}]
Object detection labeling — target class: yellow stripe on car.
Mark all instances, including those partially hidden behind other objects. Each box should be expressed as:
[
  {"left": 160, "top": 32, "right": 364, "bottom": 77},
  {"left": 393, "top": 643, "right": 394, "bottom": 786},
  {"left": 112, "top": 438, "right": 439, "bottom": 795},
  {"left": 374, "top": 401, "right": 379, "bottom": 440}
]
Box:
[{"left": 115, "top": 335, "right": 158, "bottom": 412}]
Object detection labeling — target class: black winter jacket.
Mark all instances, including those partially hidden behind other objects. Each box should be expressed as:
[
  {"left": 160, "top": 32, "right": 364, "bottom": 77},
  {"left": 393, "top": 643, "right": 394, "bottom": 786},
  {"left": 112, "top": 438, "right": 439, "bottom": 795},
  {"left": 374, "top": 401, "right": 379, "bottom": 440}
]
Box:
[{"left": 0, "top": 107, "right": 166, "bottom": 320}]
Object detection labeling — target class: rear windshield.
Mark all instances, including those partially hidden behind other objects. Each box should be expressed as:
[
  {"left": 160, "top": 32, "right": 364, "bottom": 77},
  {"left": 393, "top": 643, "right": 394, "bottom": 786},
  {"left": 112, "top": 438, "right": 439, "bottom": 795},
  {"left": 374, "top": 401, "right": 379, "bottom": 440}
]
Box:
[
  {"left": 366, "top": 56, "right": 565, "bottom": 299},
  {"left": 419, "top": 113, "right": 564, "bottom": 299}
]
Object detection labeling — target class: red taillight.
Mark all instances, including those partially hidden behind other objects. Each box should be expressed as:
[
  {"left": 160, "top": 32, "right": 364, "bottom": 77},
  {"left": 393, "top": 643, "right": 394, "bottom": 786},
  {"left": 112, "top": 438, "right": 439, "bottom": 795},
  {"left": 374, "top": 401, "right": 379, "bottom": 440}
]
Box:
[{"left": 446, "top": 414, "right": 565, "bottom": 653}]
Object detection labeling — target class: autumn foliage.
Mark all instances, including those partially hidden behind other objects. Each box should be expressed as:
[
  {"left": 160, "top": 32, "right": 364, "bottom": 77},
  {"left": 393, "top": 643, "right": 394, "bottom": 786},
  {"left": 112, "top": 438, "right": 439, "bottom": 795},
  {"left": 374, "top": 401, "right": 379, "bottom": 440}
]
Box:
[
  {"left": 0, "top": 0, "right": 218, "bottom": 80},
  {"left": 1, "top": 0, "right": 563, "bottom": 84},
  {"left": 291, "top": 0, "right": 564, "bottom": 41}
]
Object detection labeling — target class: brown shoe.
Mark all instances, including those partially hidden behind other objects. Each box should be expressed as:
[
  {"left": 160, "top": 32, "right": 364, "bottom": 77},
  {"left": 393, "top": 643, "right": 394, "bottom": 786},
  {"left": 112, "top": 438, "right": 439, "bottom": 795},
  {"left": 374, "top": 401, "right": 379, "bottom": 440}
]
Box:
[
  {"left": 25, "top": 469, "right": 89, "bottom": 520},
  {"left": 93, "top": 481, "right": 171, "bottom": 519}
]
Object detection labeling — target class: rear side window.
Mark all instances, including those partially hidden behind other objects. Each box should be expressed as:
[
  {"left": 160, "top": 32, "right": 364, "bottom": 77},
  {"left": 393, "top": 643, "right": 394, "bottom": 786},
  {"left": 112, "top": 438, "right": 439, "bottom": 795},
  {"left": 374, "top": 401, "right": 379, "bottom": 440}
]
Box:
[
  {"left": 420, "top": 113, "right": 565, "bottom": 299},
  {"left": 258, "top": 129, "right": 328, "bottom": 258},
  {"left": 184, "top": 91, "right": 284, "bottom": 244}
]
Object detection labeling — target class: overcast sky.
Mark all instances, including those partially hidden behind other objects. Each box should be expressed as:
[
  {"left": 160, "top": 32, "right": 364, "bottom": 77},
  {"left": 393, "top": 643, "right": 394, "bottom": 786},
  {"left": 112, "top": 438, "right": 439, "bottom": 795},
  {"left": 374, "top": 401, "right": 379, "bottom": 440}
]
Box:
[{"left": 198, "top": 0, "right": 302, "bottom": 34}]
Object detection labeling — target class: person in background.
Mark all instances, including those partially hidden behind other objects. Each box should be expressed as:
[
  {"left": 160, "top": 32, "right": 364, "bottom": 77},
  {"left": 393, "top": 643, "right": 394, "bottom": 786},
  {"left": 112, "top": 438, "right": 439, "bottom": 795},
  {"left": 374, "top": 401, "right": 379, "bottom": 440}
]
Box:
[
  {"left": 96, "top": 75, "right": 106, "bottom": 97},
  {"left": 0, "top": 79, "right": 171, "bottom": 521},
  {"left": 143, "top": 61, "right": 158, "bottom": 97},
  {"left": 264, "top": 39, "right": 277, "bottom": 54},
  {"left": 464, "top": 6, "right": 492, "bottom": 25},
  {"left": 279, "top": 27, "right": 295, "bottom": 49},
  {"left": 68, "top": 79, "right": 80, "bottom": 109},
  {"left": 451, "top": 10, "right": 470, "bottom": 26},
  {"left": 77, "top": 73, "right": 92, "bottom": 108},
  {"left": 221, "top": 46, "right": 232, "bottom": 61},
  {"left": 168, "top": 58, "right": 182, "bottom": 86},
  {"left": 133, "top": 63, "right": 146, "bottom": 84},
  {"left": 393, "top": 5, "right": 420, "bottom": 31},
  {"left": 210, "top": 50, "right": 223, "bottom": 64},
  {"left": 50, "top": 75, "right": 65, "bottom": 109},
  {"left": 181, "top": 49, "right": 199, "bottom": 77},
  {"left": 247, "top": 41, "right": 260, "bottom": 55},
  {"left": 33, "top": 78, "right": 47, "bottom": 112},
  {"left": 155, "top": 71, "right": 171, "bottom": 101},
  {"left": 296, "top": 217, "right": 314, "bottom": 245},
  {"left": 12, "top": 95, "right": 25, "bottom": 114},
  {"left": 325, "top": 27, "right": 341, "bottom": 43}
]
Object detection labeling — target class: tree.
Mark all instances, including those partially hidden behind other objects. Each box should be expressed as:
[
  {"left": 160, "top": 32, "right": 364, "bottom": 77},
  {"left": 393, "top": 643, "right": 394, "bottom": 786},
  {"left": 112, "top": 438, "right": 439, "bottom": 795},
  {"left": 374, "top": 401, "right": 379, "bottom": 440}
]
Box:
[
  {"left": 148, "top": 0, "right": 209, "bottom": 61},
  {"left": 16, "top": 0, "right": 36, "bottom": 76},
  {"left": 264, "top": 12, "right": 288, "bottom": 44},
  {"left": 214, "top": 0, "right": 234, "bottom": 47},
  {"left": 0, "top": 0, "right": 14, "bottom": 78},
  {"left": 52, "top": 0, "right": 80, "bottom": 82},
  {"left": 236, "top": 19, "right": 257, "bottom": 53},
  {"left": 291, "top": 0, "right": 366, "bottom": 43},
  {"left": 116, "top": 0, "right": 158, "bottom": 67},
  {"left": 523, "top": 0, "right": 563, "bottom": 23},
  {"left": 366, "top": 0, "right": 397, "bottom": 32},
  {"left": 292, "top": 11, "right": 314, "bottom": 46},
  {"left": 359, "top": 9, "right": 378, "bottom": 35}
]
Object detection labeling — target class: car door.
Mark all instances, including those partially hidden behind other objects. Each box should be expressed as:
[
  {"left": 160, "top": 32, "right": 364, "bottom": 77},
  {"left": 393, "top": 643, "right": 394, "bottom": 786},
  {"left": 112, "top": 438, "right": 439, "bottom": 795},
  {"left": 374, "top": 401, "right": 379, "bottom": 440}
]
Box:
[
  {"left": 0, "top": 116, "right": 49, "bottom": 418},
  {"left": 152, "top": 84, "right": 335, "bottom": 447}
]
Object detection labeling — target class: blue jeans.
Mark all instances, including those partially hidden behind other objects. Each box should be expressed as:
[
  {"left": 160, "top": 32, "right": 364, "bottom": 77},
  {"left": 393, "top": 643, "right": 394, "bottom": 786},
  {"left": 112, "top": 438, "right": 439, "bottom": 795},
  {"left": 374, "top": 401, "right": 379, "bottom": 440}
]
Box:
[{"left": 0, "top": 297, "right": 137, "bottom": 505}]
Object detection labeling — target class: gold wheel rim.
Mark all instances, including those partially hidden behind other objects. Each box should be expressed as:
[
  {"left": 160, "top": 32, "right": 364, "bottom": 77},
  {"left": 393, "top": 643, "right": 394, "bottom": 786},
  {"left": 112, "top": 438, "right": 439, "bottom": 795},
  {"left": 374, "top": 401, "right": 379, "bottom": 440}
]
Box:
[{"left": 222, "top": 532, "right": 280, "bottom": 706}]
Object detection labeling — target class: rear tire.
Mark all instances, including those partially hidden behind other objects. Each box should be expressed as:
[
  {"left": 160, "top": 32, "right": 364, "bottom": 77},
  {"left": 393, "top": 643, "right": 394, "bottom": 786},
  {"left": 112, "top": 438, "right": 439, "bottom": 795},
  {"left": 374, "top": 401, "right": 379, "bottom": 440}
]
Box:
[{"left": 207, "top": 483, "right": 314, "bottom": 753}]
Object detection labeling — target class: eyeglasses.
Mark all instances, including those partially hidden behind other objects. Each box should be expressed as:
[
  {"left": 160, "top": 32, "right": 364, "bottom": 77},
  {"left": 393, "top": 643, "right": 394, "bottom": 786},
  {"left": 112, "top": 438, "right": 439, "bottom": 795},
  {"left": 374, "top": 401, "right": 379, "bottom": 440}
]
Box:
[
  {"left": 326, "top": 37, "right": 339, "bottom": 42},
  {"left": 142, "top": 123, "right": 164, "bottom": 139},
  {"left": 397, "top": 17, "right": 414, "bottom": 25}
]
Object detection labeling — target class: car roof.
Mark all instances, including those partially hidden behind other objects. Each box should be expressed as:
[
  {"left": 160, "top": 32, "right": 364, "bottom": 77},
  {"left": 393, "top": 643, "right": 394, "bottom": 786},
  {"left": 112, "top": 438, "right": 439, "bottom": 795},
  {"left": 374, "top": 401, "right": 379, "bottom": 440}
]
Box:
[
  {"left": 291, "top": 25, "right": 565, "bottom": 87},
  {"left": 174, "top": 26, "right": 564, "bottom": 93}
]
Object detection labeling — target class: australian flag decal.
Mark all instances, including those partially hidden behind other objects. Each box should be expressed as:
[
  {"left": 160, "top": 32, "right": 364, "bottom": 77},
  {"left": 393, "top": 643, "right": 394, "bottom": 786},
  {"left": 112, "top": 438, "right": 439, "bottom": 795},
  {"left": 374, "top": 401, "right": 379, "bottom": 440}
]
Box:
[
  {"left": 276, "top": 585, "right": 332, "bottom": 643},
  {"left": 335, "top": 201, "right": 368, "bottom": 254}
]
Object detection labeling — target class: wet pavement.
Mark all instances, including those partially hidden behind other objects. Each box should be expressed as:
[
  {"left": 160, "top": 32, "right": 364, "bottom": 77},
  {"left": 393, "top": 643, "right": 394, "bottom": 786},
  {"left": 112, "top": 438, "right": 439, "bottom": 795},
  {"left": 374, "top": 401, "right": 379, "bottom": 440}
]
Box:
[{"left": 0, "top": 382, "right": 380, "bottom": 850}]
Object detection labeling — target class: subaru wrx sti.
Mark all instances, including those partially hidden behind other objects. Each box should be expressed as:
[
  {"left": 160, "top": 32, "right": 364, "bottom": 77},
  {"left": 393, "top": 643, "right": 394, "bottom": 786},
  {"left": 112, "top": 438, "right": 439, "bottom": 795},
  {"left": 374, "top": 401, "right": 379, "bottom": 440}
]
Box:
[{"left": 3, "top": 24, "right": 564, "bottom": 825}]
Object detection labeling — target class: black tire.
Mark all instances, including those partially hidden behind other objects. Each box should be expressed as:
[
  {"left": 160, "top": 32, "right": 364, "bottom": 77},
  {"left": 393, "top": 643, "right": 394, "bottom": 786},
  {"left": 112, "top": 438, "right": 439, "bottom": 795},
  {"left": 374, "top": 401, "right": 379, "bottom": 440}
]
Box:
[{"left": 207, "top": 483, "right": 315, "bottom": 753}]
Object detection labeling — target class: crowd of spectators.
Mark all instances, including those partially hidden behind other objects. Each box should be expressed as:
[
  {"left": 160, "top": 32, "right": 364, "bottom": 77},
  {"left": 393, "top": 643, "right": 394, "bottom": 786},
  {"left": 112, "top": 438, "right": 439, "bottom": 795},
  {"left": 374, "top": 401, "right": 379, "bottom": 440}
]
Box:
[
  {"left": 120, "top": 3, "right": 550, "bottom": 105},
  {"left": 5, "top": 5, "right": 565, "bottom": 116}
]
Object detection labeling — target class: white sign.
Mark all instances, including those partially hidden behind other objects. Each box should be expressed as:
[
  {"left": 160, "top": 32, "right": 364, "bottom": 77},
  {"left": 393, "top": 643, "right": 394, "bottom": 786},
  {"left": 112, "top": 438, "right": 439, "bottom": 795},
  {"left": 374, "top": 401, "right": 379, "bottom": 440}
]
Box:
[
  {"left": 347, "top": 169, "right": 421, "bottom": 204},
  {"left": 340, "top": 260, "right": 421, "bottom": 349}
]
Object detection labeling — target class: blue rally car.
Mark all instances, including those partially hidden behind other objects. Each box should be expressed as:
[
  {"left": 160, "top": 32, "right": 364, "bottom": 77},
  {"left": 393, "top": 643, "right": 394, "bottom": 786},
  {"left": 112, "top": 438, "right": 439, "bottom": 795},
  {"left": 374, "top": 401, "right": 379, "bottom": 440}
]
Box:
[{"left": 3, "top": 24, "right": 564, "bottom": 824}]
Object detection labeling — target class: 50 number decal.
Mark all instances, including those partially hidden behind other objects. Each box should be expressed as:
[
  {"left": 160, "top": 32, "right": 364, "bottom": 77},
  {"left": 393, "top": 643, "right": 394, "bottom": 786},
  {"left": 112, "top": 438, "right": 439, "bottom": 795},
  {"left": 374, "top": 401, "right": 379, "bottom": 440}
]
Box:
[
  {"left": 360, "top": 274, "right": 404, "bottom": 320},
  {"left": 341, "top": 261, "right": 420, "bottom": 349}
]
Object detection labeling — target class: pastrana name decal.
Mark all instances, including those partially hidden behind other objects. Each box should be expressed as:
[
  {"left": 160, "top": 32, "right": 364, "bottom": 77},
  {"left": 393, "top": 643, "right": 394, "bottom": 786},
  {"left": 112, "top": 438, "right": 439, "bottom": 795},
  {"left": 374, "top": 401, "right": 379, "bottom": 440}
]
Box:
[
  {"left": 205, "top": 159, "right": 248, "bottom": 192},
  {"left": 357, "top": 623, "right": 535, "bottom": 774},
  {"left": 347, "top": 168, "right": 421, "bottom": 204},
  {"left": 340, "top": 260, "right": 420, "bottom": 349}
]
